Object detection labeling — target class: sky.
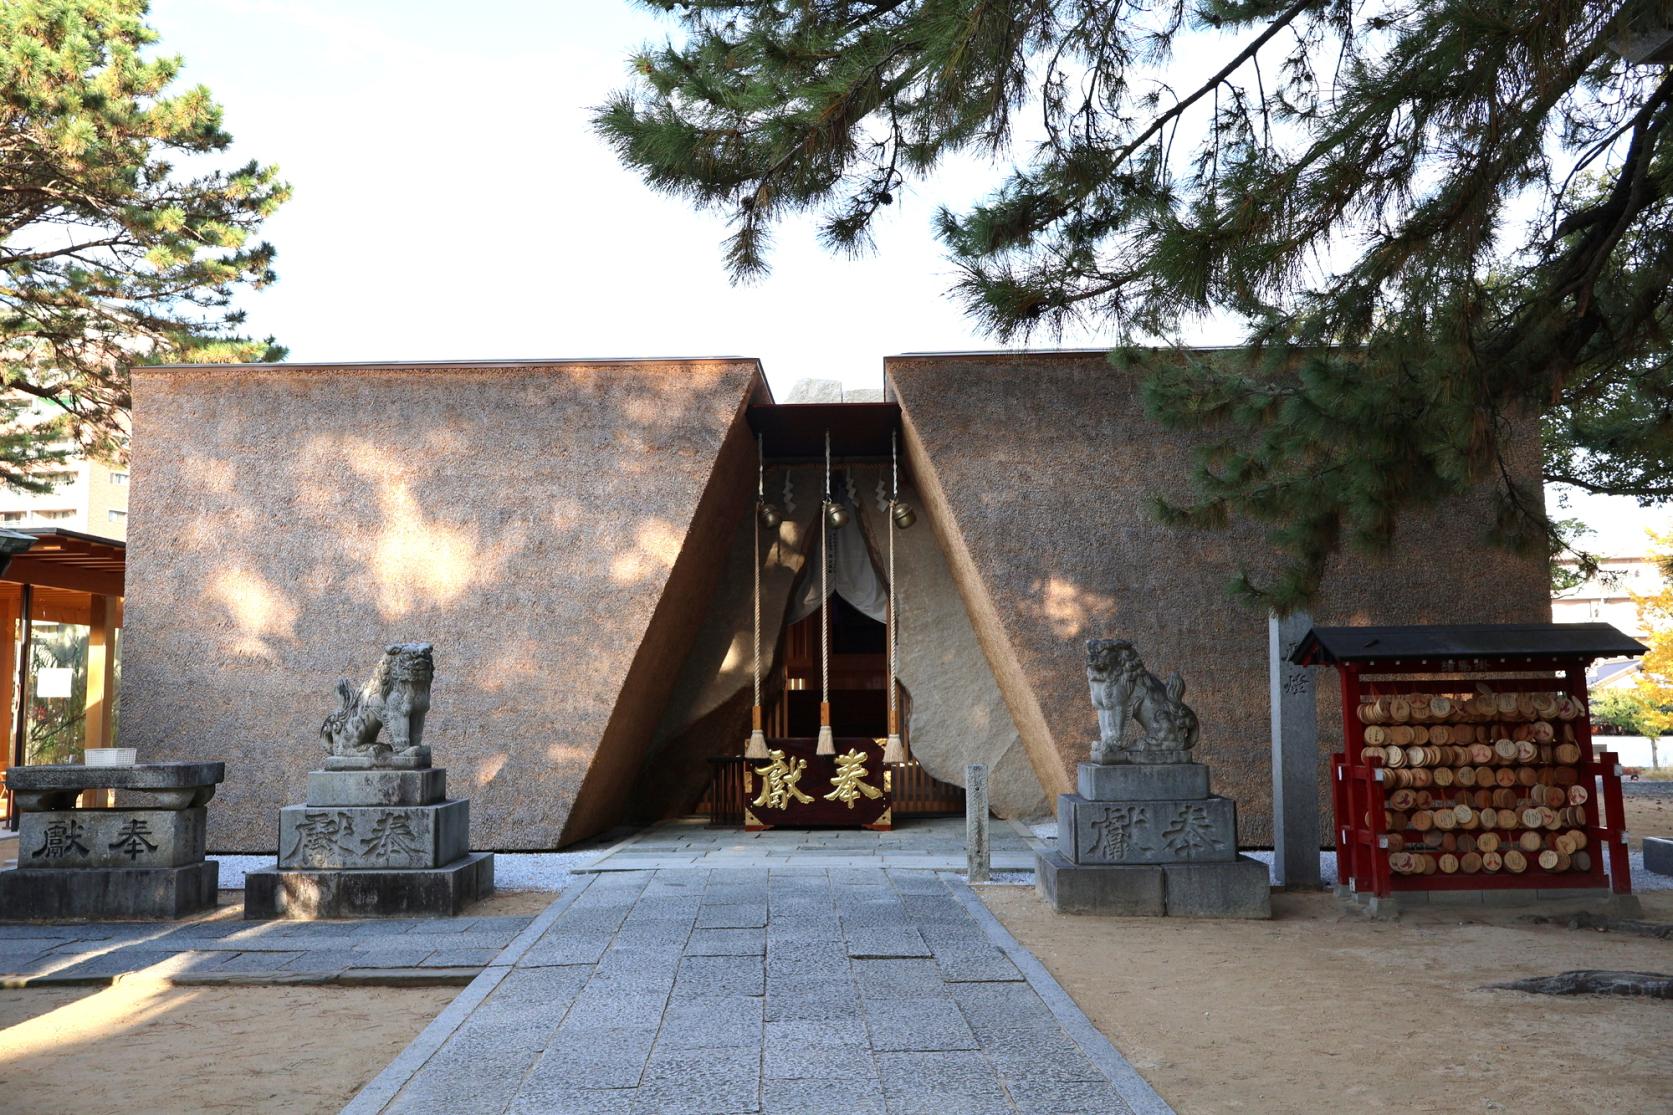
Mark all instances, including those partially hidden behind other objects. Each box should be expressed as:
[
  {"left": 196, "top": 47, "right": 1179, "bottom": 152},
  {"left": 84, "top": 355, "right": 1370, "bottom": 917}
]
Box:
[
  {"left": 148, "top": 0, "right": 1141, "bottom": 396},
  {"left": 147, "top": 0, "right": 1668, "bottom": 555}
]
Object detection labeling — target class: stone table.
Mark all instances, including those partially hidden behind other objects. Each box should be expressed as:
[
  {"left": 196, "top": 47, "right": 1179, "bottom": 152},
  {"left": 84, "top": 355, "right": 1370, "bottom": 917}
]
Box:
[{"left": 0, "top": 761, "right": 225, "bottom": 919}]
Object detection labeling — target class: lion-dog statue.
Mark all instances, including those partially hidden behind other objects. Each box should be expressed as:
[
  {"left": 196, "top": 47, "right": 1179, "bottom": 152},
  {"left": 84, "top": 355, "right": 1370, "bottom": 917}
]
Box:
[
  {"left": 1087, "top": 639, "right": 1199, "bottom": 764},
  {"left": 321, "top": 642, "right": 433, "bottom": 762}
]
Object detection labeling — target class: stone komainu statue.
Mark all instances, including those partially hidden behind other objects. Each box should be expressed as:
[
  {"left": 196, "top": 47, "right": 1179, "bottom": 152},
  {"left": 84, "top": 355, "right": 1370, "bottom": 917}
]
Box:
[
  {"left": 321, "top": 642, "right": 433, "bottom": 761},
  {"left": 1086, "top": 639, "right": 1199, "bottom": 764}
]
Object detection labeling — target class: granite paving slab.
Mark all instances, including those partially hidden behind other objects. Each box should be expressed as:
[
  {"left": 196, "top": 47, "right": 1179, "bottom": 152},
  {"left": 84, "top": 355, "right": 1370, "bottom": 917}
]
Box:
[
  {"left": 685, "top": 927, "right": 766, "bottom": 955},
  {"left": 762, "top": 1074, "right": 886, "bottom": 1115},
  {"left": 0, "top": 911, "right": 537, "bottom": 986},
  {"left": 350, "top": 865, "right": 1170, "bottom": 1114}
]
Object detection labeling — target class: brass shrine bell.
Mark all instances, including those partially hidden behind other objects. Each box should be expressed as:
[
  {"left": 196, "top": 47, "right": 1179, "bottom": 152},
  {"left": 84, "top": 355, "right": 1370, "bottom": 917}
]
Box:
[
  {"left": 824, "top": 500, "right": 850, "bottom": 529},
  {"left": 890, "top": 501, "right": 916, "bottom": 529}
]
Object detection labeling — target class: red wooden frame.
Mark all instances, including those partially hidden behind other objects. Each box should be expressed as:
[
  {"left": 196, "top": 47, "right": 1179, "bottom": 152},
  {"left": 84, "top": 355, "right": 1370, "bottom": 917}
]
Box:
[{"left": 1329, "top": 657, "right": 1631, "bottom": 899}]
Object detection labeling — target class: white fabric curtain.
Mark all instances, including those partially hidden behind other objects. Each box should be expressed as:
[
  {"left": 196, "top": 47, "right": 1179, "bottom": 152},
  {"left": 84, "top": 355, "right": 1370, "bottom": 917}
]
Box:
[{"left": 786, "top": 503, "right": 888, "bottom": 624}]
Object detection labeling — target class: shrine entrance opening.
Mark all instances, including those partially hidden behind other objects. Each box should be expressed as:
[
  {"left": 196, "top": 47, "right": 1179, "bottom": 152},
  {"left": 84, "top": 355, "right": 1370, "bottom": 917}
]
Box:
[
  {"left": 764, "top": 583, "right": 902, "bottom": 743},
  {"left": 693, "top": 401, "right": 967, "bottom": 830}
]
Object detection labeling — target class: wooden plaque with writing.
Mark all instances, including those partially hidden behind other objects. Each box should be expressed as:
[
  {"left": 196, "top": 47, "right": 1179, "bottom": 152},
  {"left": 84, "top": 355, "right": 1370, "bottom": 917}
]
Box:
[{"left": 742, "top": 736, "right": 892, "bottom": 831}]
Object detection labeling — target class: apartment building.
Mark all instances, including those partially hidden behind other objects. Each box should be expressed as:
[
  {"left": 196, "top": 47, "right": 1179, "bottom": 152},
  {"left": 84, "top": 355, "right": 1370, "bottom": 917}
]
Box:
[{"left": 0, "top": 455, "right": 129, "bottom": 541}]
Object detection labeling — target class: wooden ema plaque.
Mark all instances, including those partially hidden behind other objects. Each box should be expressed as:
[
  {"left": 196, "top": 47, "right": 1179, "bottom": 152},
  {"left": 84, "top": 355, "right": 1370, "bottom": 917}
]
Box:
[{"left": 743, "top": 736, "right": 892, "bottom": 831}]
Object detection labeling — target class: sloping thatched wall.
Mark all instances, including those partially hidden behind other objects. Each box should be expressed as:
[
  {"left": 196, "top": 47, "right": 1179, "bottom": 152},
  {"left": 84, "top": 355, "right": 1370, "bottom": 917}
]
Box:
[
  {"left": 889, "top": 350, "right": 1551, "bottom": 844},
  {"left": 123, "top": 359, "right": 764, "bottom": 850}
]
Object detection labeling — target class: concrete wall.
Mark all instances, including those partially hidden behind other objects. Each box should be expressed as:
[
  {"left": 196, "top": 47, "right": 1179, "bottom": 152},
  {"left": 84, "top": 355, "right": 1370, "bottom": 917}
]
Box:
[
  {"left": 889, "top": 351, "right": 1552, "bottom": 844},
  {"left": 123, "top": 359, "right": 764, "bottom": 851}
]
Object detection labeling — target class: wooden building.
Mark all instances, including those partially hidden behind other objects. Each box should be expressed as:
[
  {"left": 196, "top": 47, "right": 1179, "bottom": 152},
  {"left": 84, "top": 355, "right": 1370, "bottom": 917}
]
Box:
[{"left": 0, "top": 528, "right": 125, "bottom": 828}]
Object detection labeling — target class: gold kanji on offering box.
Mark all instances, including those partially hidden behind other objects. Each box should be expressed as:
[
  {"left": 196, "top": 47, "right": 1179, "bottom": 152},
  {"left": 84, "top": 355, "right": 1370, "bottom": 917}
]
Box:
[{"left": 743, "top": 737, "right": 892, "bottom": 830}]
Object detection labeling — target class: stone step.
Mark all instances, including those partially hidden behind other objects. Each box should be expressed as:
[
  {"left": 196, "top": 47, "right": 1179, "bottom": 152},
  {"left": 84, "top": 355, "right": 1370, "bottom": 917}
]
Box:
[
  {"left": 16, "top": 807, "right": 206, "bottom": 870},
  {"left": 278, "top": 800, "right": 469, "bottom": 870},
  {"left": 1058, "top": 792, "right": 1238, "bottom": 865},
  {"left": 306, "top": 767, "right": 447, "bottom": 807},
  {"left": 244, "top": 852, "right": 494, "bottom": 919},
  {"left": 0, "top": 860, "right": 219, "bottom": 920}
]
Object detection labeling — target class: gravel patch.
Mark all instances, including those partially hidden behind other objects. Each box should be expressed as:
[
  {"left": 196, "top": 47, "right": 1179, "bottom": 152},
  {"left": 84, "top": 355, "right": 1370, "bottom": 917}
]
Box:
[
  {"left": 1626, "top": 850, "right": 1672, "bottom": 891},
  {"left": 209, "top": 855, "right": 269, "bottom": 890}
]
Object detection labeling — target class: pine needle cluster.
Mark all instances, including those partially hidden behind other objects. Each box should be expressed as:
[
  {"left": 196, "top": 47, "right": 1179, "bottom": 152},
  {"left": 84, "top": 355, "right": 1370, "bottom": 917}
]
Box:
[
  {"left": 598, "top": 0, "right": 1673, "bottom": 607},
  {"left": 1, "top": 0, "right": 289, "bottom": 474}
]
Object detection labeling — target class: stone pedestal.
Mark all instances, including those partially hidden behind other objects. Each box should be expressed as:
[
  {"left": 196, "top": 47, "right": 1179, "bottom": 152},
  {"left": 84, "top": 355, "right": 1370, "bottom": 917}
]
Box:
[
  {"left": 1039, "top": 759, "right": 1270, "bottom": 918},
  {"left": 246, "top": 765, "right": 492, "bottom": 919},
  {"left": 0, "top": 761, "right": 225, "bottom": 919}
]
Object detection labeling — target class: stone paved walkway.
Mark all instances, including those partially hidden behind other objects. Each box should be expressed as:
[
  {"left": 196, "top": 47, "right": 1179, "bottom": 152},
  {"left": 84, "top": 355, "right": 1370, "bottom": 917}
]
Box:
[
  {"left": 583, "top": 817, "right": 1041, "bottom": 873},
  {"left": 0, "top": 910, "right": 534, "bottom": 986},
  {"left": 350, "top": 868, "right": 1170, "bottom": 1115}
]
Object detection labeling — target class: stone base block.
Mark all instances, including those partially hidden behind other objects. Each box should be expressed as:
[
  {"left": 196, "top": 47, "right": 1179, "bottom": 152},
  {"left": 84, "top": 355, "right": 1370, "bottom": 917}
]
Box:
[
  {"left": 0, "top": 861, "right": 218, "bottom": 920},
  {"left": 243, "top": 852, "right": 494, "bottom": 919},
  {"left": 1077, "top": 761, "right": 1209, "bottom": 802},
  {"left": 19, "top": 808, "right": 206, "bottom": 869},
  {"left": 1645, "top": 836, "right": 1673, "bottom": 876},
  {"left": 1090, "top": 747, "right": 1193, "bottom": 765},
  {"left": 1037, "top": 850, "right": 1272, "bottom": 918},
  {"left": 323, "top": 748, "right": 431, "bottom": 771},
  {"left": 1036, "top": 850, "right": 1164, "bottom": 916},
  {"left": 278, "top": 799, "right": 468, "bottom": 870},
  {"left": 1161, "top": 857, "right": 1272, "bottom": 918},
  {"left": 1058, "top": 792, "right": 1237, "bottom": 864},
  {"left": 306, "top": 768, "right": 446, "bottom": 808}
]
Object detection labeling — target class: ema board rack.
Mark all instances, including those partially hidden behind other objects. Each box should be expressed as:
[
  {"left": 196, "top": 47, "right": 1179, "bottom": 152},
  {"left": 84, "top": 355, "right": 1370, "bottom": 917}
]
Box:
[{"left": 1290, "top": 624, "right": 1644, "bottom": 901}]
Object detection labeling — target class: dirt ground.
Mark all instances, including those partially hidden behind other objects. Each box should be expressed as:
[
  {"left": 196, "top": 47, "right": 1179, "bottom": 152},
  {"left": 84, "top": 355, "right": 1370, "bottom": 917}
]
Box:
[
  {"left": 981, "top": 887, "right": 1673, "bottom": 1115},
  {"left": 0, "top": 887, "right": 554, "bottom": 1111},
  {"left": 1625, "top": 794, "right": 1673, "bottom": 847},
  {"left": 0, "top": 982, "right": 457, "bottom": 1113}
]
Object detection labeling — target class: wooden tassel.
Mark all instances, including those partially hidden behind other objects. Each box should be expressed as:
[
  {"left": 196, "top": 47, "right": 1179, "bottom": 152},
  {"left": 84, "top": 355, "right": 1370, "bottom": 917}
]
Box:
[
  {"left": 745, "top": 706, "right": 769, "bottom": 759},
  {"left": 883, "top": 707, "right": 906, "bottom": 764},
  {"left": 816, "top": 701, "right": 834, "bottom": 755}
]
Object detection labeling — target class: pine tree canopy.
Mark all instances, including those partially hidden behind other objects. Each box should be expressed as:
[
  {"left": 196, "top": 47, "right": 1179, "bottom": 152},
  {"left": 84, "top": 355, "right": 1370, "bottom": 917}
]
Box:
[
  {"left": 596, "top": 0, "right": 1673, "bottom": 607},
  {"left": 1, "top": 0, "right": 289, "bottom": 471}
]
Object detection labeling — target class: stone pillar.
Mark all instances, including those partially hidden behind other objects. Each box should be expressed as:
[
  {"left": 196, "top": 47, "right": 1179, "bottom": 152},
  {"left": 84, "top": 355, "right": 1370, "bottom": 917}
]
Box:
[
  {"left": 1269, "top": 611, "right": 1321, "bottom": 888},
  {"left": 965, "top": 763, "right": 990, "bottom": 883}
]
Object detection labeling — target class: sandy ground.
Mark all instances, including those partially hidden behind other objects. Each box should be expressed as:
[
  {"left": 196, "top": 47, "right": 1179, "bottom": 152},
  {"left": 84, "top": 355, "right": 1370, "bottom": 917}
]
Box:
[
  {"left": 981, "top": 887, "right": 1673, "bottom": 1115},
  {"left": 0, "top": 983, "right": 457, "bottom": 1114},
  {"left": 1625, "top": 794, "right": 1673, "bottom": 848},
  {"left": 0, "top": 887, "right": 554, "bottom": 1112}
]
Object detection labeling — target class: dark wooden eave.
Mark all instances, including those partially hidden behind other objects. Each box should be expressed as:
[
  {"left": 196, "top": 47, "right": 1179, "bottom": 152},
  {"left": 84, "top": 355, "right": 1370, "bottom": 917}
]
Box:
[
  {"left": 747, "top": 402, "right": 901, "bottom": 461},
  {"left": 1291, "top": 623, "right": 1646, "bottom": 667},
  {"left": 0, "top": 527, "right": 124, "bottom": 597}
]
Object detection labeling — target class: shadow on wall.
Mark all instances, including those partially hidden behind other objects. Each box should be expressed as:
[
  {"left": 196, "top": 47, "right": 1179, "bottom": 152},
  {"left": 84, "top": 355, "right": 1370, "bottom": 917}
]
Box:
[{"left": 122, "top": 362, "right": 760, "bottom": 851}]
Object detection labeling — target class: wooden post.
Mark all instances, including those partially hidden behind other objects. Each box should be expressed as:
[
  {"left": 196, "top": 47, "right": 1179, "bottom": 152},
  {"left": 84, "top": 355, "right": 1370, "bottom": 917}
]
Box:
[
  {"left": 0, "top": 590, "right": 14, "bottom": 830},
  {"left": 84, "top": 594, "right": 117, "bottom": 749},
  {"left": 965, "top": 763, "right": 990, "bottom": 883},
  {"left": 11, "top": 583, "right": 30, "bottom": 799}
]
